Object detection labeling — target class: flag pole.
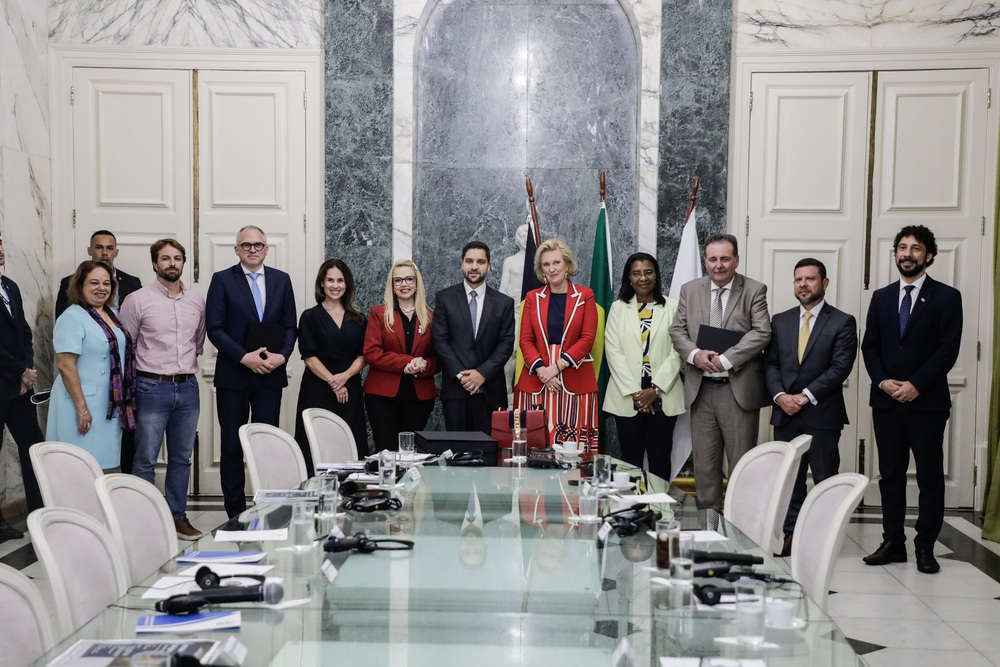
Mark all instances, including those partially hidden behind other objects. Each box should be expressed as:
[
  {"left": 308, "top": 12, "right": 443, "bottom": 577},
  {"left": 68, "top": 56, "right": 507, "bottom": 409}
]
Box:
[
  {"left": 525, "top": 177, "right": 542, "bottom": 245},
  {"left": 685, "top": 176, "right": 700, "bottom": 222},
  {"left": 599, "top": 171, "right": 606, "bottom": 204}
]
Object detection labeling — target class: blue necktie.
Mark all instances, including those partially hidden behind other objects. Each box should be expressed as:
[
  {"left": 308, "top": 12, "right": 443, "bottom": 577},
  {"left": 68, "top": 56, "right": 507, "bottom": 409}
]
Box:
[
  {"left": 899, "top": 285, "right": 914, "bottom": 337},
  {"left": 469, "top": 290, "right": 478, "bottom": 338},
  {"left": 249, "top": 272, "right": 264, "bottom": 320}
]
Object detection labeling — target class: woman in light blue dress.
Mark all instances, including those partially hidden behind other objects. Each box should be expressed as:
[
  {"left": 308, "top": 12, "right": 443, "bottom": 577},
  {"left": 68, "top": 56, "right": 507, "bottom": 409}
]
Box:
[{"left": 47, "top": 261, "right": 136, "bottom": 470}]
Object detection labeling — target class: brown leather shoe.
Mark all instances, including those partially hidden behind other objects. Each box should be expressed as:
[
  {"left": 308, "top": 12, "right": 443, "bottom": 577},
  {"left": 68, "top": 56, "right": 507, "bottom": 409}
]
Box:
[
  {"left": 174, "top": 517, "right": 204, "bottom": 541},
  {"left": 774, "top": 533, "right": 793, "bottom": 558}
]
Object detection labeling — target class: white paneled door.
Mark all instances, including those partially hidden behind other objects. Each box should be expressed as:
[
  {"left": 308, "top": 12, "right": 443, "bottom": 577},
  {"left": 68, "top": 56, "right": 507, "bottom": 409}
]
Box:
[
  {"left": 744, "top": 69, "right": 989, "bottom": 509},
  {"left": 71, "top": 67, "right": 308, "bottom": 497}
]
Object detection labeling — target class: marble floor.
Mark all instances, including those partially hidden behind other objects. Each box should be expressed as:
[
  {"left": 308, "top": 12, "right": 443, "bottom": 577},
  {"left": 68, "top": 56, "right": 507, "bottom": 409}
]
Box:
[{"left": 2, "top": 502, "right": 999, "bottom": 667}]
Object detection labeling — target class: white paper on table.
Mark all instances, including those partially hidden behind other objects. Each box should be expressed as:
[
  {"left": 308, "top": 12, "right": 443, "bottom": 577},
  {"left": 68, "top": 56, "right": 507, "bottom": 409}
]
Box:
[
  {"left": 141, "top": 576, "right": 200, "bottom": 599},
  {"left": 713, "top": 637, "right": 779, "bottom": 650},
  {"left": 215, "top": 528, "right": 288, "bottom": 542},
  {"left": 613, "top": 492, "right": 676, "bottom": 504},
  {"left": 178, "top": 563, "right": 274, "bottom": 577}
]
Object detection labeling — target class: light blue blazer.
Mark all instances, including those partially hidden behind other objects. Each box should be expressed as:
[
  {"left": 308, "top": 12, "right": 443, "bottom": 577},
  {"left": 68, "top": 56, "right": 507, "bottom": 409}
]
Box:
[{"left": 47, "top": 305, "right": 126, "bottom": 468}]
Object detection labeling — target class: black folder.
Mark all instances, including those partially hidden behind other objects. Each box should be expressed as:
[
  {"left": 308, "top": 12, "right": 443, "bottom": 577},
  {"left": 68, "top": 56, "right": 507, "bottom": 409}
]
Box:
[{"left": 696, "top": 324, "right": 745, "bottom": 353}]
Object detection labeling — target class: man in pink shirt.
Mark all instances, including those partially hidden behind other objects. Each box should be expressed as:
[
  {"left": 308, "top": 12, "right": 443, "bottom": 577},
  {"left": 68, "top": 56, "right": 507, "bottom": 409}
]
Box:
[{"left": 120, "top": 239, "right": 206, "bottom": 541}]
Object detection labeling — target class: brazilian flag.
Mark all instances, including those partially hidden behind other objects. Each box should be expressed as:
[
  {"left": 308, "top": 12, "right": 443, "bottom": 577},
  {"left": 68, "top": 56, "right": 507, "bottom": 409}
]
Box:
[{"left": 591, "top": 201, "right": 613, "bottom": 446}]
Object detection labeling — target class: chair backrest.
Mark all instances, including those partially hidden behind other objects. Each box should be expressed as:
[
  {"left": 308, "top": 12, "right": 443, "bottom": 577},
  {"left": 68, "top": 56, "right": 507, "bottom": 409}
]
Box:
[
  {"left": 791, "top": 473, "right": 867, "bottom": 611},
  {"left": 239, "top": 423, "right": 308, "bottom": 494},
  {"left": 95, "top": 474, "right": 180, "bottom": 586},
  {"left": 761, "top": 433, "right": 812, "bottom": 556},
  {"left": 722, "top": 441, "right": 790, "bottom": 545},
  {"left": 0, "top": 563, "right": 56, "bottom": 665},
  {"left": 302, "top": 408, "right": 359, "bottom": 466},
  {"left": 29, "top": 441, "right": 104, "bottom": 522},
  {"left": 27, "top": 507, "right": 129, "bottom": 638}
]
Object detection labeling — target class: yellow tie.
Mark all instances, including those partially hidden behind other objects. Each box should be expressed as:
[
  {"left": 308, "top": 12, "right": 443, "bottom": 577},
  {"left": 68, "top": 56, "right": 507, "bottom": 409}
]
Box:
[{"left": 798, "top": 311, "right": 813, "bottom": 362}]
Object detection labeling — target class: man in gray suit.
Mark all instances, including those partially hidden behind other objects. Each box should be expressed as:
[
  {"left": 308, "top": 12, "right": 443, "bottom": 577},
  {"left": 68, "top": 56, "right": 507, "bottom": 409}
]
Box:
[
  {"left": 433, "top": 241, "right": 516, "bottom": 434},
  {"left": 669, "top": 233, "right": 771, "bottom": 510},
  {"left": 764, "top": 258, "right": 857, "bottom": 556}
]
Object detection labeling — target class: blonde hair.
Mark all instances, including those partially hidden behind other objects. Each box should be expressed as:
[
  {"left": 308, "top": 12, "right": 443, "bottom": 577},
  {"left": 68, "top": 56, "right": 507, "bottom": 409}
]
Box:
[
  {"left": 533, "top": 238, "right": 578, "bottom": 283},
  {"left": 383, "top": 259, "right": 431, "bottom": 331}
]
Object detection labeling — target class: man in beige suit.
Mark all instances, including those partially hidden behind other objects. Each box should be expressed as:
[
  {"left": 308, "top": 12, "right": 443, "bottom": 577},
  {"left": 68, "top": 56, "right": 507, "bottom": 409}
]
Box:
[{"left": 669, "top": 233, "right": 771, "bottom": 510}]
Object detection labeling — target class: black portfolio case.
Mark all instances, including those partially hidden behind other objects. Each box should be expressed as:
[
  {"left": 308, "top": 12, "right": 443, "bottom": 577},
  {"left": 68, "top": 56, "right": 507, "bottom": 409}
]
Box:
[{"left": 415, "top": 431, "right": 499, "bottom": 466}]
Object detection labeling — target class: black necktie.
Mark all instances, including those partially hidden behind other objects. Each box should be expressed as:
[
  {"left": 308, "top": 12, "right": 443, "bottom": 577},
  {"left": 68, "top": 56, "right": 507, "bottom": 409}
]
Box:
[{"left": 899, "top": 285, "right": 914, "bottom": 337}]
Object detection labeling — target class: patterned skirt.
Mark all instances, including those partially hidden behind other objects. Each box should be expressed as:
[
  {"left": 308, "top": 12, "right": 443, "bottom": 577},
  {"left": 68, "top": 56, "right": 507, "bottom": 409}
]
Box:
[{"left": 515, "top": 344, "right": 599, "bottom": 454}]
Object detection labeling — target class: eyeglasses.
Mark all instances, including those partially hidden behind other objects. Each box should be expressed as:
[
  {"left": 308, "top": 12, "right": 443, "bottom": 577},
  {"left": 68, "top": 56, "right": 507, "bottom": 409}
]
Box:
[
  {"left": 629, "top": 270, "right": 656, "bottom": 279},
  {"left": 392, "top": 276, "right": 416, "bottom": 286},
  {"left": 239, "top": 242, "right": 266, "bottom": 251}
]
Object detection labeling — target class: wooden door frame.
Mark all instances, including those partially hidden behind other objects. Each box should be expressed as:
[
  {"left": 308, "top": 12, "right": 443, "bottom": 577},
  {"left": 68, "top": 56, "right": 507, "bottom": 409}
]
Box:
[
  {"left": 730, "top": 48, "right": 999, "bottom": 511},
  {"left": 49, "top": 45, "right": 325, "bottom": 302}
]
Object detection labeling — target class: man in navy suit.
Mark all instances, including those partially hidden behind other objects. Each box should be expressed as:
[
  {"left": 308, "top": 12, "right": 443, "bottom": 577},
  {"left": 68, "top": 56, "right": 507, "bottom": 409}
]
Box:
[
  {"left": 432, "top": 241, "right": 516, "bottom": 433},
  {"left": 207, "top": 226, "right": 297, "bottom": 517},
  {"left": 764, "top": 258, "right": 857, "bottom": 556},
  {"left": 861, "top": 225, "right": 962, "bottom": 574},
  {"left": 0, "top": 236, "right": 43, "bottom": 538}
]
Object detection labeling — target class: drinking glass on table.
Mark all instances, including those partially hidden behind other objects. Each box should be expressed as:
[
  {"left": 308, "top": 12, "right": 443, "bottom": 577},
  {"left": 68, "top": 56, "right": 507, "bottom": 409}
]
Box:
[
  {"left": 511, "top": 438, "right": 528, "bottom": 464},
  {"left": 735, "top": 579, "right": 766, "bottom": 646},
  {"left": 593, "top": 455, "right": 612, "bottom": 488},
  {"left": 578, "top": 479, "right": 599, "bottom": 521},
  {"left": 669, "top": 531, "right": 694, "bottom": 584},
  {"left": 379, "top": 449, "right": 397, "bottom": 488},
  {"left": 291, "top": 502, "right": 316, "bottom": 551},
  {"left": 398, "top": 431, "right": 415, "bottom": 468}
]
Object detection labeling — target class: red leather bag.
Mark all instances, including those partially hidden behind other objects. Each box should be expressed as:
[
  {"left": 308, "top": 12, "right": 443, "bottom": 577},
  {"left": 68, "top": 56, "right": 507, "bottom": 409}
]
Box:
[{"left": 491, "top": 409, "right": 546, "bottom": 449}]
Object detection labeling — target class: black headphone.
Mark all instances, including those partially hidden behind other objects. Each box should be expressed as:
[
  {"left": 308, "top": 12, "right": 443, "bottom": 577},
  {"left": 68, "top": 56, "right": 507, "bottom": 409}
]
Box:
[
  {"left": 341, "top": 489, "right": 403, "bottom": 513},
  {"left": 603, "top": 504, "right": 660, "bottom": 537},
  {"left": 324, "top": 532, "right": 414, "bottom": 553},
  {"left": 194, "top": 565, "right": 265, "bottom": 590},
  {"left": 448, "top": 450, "right": 484, "bottom": 466},
  {"left": 693, "top": 583, "right": 735, "bottom": 606}
]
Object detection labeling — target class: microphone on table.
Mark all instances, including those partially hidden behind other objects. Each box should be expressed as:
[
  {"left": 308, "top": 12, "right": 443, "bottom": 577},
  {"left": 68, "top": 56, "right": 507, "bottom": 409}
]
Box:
[
  {"left": 155, "top": 580, "right": 284, "bottom": 615},
  {"left": 718, "top": 570, "right": 795, "bottom": 584},
  {"left": 692, "top": 550, "right": 764, "bottom": 565}
]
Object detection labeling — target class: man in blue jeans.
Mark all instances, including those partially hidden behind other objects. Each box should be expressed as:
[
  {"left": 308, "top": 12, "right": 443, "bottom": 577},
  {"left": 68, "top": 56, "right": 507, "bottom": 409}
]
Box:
[{"left": 120, "top": 239, "right": 207, "bottom": 540}]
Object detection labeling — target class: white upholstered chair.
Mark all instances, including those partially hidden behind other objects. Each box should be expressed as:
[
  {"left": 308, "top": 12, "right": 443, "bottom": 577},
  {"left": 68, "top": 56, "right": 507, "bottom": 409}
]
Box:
[
  {"left": 29, "top": 441, "right": 104, "bottom": 522},
  {"left": 791, "top": 473, "right": 867, "bottom": 611},
  {"left": 95, "top": 474, "right": 180, "bottom": 585},
  {"left": 27, "top": 507, "right": 129, "bottom": 638},
  {"left": 760, "top": 433, "right": 812, "bottom": 556},
  {"left": 722, "top": 441, "right": 790, "bottom": 546},
  {"left": 302, "top": 407, "right": 359, "bottom": 467},
  {"left": 0, "top": 563, "right": 56, "bottom": 664},
  {"left": 239, "top": 423, "right": 309, "bottom": 495}
]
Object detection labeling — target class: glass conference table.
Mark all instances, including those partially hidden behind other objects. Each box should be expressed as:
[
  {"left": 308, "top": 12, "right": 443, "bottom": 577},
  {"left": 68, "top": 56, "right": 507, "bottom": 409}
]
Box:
[{"left": 35, "top": 462, "right": 861, "bottom": 666}]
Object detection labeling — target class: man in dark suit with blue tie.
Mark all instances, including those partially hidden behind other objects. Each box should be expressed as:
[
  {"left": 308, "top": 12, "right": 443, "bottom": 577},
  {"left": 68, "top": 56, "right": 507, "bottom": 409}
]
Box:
[
  {"left": 861, "top": 225, "right": 962, "bottom": 574},
  {"left": 207, "top": 226, "right": 297, "bottom": 517},
  {"left": 0, "top": 236, "right": 43, "bottom": 538},
  {"left": 433, "top": 241, "right": 516, "bottom": 433},
  {"left": 764, "top": 258, "right": 857, "bottom": 557}
]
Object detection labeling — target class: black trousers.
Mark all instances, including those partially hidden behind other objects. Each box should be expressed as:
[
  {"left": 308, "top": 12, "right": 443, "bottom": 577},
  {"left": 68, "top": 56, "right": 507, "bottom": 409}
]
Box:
[
  {"left": 774, "top": 423, "right": 842, "bottom": 534},
  {"left": 364, "top": 393, "right": 434, "bottom": 452},
  {"left": 216, "top": 386, "right": 282, "bottom": 518},
  {"left": 441, "top": 395, "right": 493, "bottom": 435},
  {"left": 614, "top": 411, "right": 677, "bottom": 481},
  {"left": 0, "top": 393, "right": 43, "bottom": 511},
  {"left": 872, "top": 404, "right": 948, "bottom": 550}
]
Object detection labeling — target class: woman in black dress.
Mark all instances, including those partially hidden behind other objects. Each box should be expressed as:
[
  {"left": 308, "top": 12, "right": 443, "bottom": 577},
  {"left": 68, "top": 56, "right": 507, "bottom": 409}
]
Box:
[{"left": 294, "top": 258, "right": 368, "bottom": 472}]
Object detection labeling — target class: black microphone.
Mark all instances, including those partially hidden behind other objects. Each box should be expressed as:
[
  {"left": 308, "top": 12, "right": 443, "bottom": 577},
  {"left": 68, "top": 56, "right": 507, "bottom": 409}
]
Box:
[
  {"left": 719, "top": 571, "right": 794, "bottom": 584},
  {"left": 155, "top": 581, "right": 284, "bottom": 615},
  {"left": 693, "top": 550, "right": 764, "bottom": 565},
  {"left": 692, "top": 561, "right": 731, "bottom": 578}
]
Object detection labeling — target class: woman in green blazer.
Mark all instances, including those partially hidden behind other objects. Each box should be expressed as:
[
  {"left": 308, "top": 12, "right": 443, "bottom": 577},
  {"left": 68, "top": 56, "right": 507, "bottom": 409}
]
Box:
[{"left": 603, "top": 253, "right": 684, "bottom": 480}]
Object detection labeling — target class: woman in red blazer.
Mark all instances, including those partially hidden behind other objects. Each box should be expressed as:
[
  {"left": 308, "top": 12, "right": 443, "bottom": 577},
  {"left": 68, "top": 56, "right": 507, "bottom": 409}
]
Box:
[
  {"left": 363, "top": 259, "right": 439, "bottom": 452},
  {"left": 514, "top": 238, "right": 599, "bottom": 451}
]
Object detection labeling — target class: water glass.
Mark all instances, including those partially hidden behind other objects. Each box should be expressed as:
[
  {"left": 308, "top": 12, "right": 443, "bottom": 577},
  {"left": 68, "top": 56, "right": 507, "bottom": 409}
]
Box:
[
  {"left": 655, "top": 518, "right": 680, "bottom": 570},
  {"left": 593, "top": 454, "right": 612, "bottom": 487},
  {"left": 578, "top": 480, "right": 599, "bottom": 521},
  {"left": 398, "top": 431, "right": 415, "bottom": 468},
  {"left": 378, "top": 449, "right": 397, "bottom": 488},
  {"left": 315, "top": 474, "right": 340, "bottom": 536},
  {"left": 511, "top": 438, "right": 528, "bottom": 464},
  {"left": 290, "top": 502, "right": 316, "bottom": 551},
  {"left": 735, "top": 579, "right": 766, "bottom": 646},
  {"left": 669, "top": 531, "right": 694, "bottom": 584}
]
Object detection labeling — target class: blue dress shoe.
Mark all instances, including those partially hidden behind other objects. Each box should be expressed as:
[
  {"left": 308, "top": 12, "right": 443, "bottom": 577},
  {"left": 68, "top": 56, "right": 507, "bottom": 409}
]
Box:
[
  {"left": 863, "top": 540, "right": 907, "bottom": 565},
  {"left": 915, "top": 548, "right": 940, "bottom": 574}
]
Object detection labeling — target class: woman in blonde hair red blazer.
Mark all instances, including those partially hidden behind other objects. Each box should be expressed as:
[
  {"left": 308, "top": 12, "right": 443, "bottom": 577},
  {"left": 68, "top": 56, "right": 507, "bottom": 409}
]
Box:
[{"left": 514, "top": 239, "right": 598, "bottom": 451}]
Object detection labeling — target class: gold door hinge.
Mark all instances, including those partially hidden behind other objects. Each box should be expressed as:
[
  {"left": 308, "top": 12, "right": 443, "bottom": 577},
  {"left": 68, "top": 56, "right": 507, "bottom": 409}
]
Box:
[
  {"left": 70, "top": 86, "right": 74, "bottom": 105},
  {"left": 303, "top": 213, "right": 307, "bottom": 232},
  {"left": 749, "top": 91, "right": 753, "bottom": 113},
  {"left": 72, "top": 209, "right": 77, "bottom": 228},
  {"left": 745, "top": 215, "right": 750, "bottom": 236}
]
